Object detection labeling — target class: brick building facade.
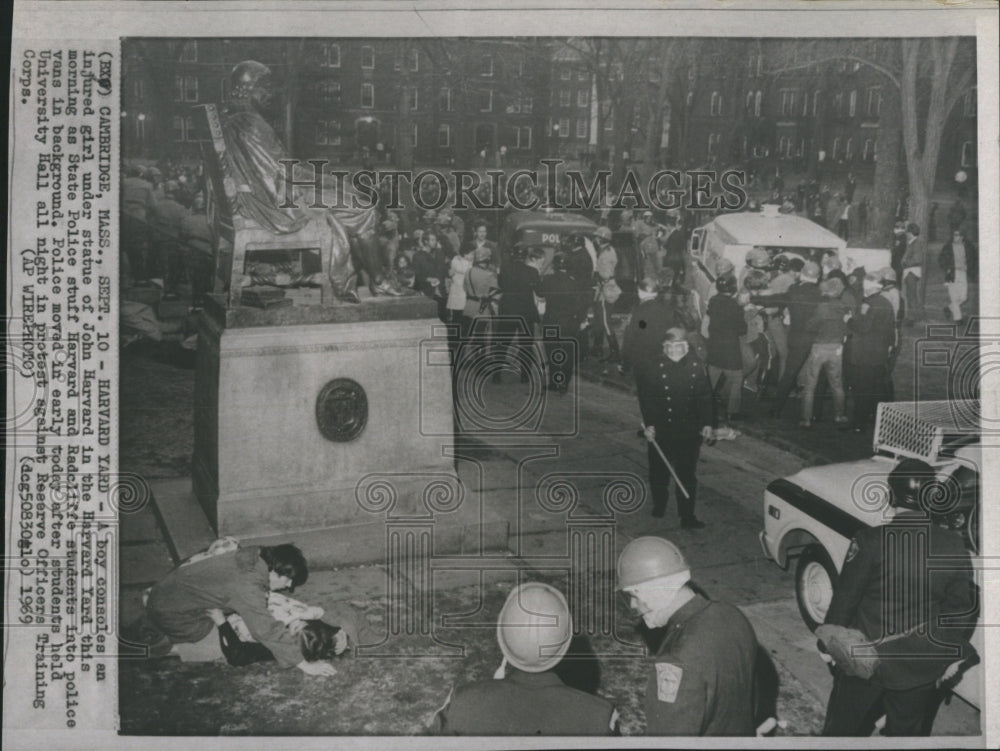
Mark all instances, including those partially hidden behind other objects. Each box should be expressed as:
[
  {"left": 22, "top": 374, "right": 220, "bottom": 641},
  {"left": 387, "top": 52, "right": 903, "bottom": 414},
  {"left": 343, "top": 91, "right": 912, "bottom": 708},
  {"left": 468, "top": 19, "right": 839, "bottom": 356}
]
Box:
[{"left": 122, "top": 37, "right": 976, "bottom": 186}]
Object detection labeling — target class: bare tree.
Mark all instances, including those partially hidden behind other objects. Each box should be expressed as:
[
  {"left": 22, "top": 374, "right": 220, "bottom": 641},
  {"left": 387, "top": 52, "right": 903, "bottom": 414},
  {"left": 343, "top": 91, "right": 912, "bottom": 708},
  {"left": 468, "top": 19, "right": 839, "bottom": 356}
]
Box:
[{"left": 766, "top": 37, "right": 975, "bottom": 255}]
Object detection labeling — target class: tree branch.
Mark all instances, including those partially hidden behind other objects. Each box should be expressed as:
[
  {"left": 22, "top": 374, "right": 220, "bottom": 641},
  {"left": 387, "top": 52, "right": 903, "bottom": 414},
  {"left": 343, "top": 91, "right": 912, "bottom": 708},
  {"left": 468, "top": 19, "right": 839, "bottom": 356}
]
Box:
[{"left": 765, "top": 53, "right": 900, "bottom": 89}]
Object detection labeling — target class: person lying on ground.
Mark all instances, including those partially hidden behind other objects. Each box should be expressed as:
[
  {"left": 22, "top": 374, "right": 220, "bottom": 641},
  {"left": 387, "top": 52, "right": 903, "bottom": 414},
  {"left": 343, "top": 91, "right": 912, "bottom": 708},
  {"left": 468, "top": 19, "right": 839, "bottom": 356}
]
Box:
[
  {"left": 125, "top": 541, "right": 336, "bottom": 676},
  {"left": 207, "top": 595, "right": 348, "bottom": 668}
]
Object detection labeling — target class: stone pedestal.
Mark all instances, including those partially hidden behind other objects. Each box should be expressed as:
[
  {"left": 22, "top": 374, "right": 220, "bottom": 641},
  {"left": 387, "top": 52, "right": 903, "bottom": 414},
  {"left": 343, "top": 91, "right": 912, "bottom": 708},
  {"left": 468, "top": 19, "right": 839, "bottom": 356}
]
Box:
[{"left": 193, "top": 295, "right": 462, "bottom": 545}]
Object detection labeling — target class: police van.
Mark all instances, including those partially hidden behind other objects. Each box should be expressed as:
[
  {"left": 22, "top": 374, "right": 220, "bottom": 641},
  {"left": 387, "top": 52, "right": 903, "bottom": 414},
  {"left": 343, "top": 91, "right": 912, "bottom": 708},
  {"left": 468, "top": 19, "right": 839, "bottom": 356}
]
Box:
[
  {"left": 759, "top": 400, "right": 983, "bottom": 710},
  {"left": 499, "top": 210, "right": 599, "bottom": 272},
  {"left": 689, "top": 204, "right": 891, "bottom": 280}
]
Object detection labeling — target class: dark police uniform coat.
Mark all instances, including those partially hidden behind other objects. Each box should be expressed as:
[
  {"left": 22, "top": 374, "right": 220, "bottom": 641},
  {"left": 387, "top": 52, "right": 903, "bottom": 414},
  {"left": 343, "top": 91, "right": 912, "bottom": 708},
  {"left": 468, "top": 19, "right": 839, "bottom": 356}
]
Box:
[
  {"left": 821, "top": 510, "right": 977, "bottom": 736},
  {"left": 825, "top": 511, "right": 976, "bottom": 689},
  {"left": 634, "top": 349, "right": 714, "bottom": 518},
  {"left": 432, "top": 668, "right": 617, "bottom": 735},
  {"left": 645, "top": 593, "right": 758, "bottom": 736}
]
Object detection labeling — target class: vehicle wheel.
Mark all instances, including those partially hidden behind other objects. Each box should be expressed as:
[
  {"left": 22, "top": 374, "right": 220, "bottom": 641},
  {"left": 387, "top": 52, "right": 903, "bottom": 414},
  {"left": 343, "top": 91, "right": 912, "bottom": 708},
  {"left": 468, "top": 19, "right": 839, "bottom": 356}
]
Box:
[{"left": 795, "top": 545, "right": 837, "bottom": 631}]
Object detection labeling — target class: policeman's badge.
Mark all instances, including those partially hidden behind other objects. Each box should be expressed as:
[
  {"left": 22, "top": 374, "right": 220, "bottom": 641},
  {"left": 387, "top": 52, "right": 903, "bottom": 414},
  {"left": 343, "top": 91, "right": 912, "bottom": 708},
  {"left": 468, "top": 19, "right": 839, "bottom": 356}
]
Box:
[
  {"left": 846, "top": 539, "right": 860, "bottom": 563},
  {"left": 655, "top": 662, "right": 683, "bottom": 703}
]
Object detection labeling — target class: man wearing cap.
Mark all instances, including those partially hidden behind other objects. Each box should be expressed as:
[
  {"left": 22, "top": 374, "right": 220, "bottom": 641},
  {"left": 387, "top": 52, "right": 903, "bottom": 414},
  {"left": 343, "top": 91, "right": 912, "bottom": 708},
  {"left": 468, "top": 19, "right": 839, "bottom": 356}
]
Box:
[
  {"left": 431, "top": 582, "right": 618, "bottom": 735},
  {"left": 750, "top": 260, "right": 822, "bottom": 419},
  {"left": 617, "top": 537, "right": 758, "bottom": 735},
  {"left": 636, "top": 326, "right": 714, "bottom": 526},
  {"left": 495, "top": 247, "right": 545, "bottom": 384},
  {"left": 819, "top": 459, "right": 977, "bottom": 735},
  {"left": 841, "top": 272, "right": 896, "bottom": 432}
]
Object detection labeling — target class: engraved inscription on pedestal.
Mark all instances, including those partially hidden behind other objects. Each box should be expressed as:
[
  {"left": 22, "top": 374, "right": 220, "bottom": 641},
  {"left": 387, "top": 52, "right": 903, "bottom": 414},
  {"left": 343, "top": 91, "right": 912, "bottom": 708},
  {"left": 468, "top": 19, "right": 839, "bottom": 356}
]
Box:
[{"left": 316, "top": 378, "right": 368, "bottom": 442}]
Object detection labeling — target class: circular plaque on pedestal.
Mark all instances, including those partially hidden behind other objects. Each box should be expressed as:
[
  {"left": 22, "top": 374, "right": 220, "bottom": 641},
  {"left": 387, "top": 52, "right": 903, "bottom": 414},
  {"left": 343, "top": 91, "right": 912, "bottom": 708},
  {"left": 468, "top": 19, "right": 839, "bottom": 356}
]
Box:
[{"left": 316, "top": 378, "right": 368, "bottom": 442}]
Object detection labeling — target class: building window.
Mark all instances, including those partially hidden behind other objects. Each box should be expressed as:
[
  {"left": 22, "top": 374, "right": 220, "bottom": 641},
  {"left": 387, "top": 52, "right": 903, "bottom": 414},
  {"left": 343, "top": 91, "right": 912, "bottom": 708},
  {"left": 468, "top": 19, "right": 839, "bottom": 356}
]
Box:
[
  {"left": 406, "top": 86, "right": 418, "bottom": 111},
  {"left": 135, "top": 116, "right": 145, "bottom": 145},
  {"left": 576, "top": 119, "right": 589, "bottom": 139},
  {"left": 315, "top": 120, "right": 341, "bottom": 146},
  {"left": 522, "top": 96, "right": 533, "bottom": 114},
  {"left": 172, "top": 115, "right": 196, "bottom": 142},
  {"left": 558, "top": 117, "right": 570, "bottom": 138},
  {"left": 517, "top": 59, "right": 526, "bottom": 77},
  {"left": 866, "top": 87, "right": 881, "bottom": 117},
  {"left": 848, "top": 90, "right": 857, "bottom": 117},
  {"left": 832, "top": 91, "right": 844, "bottom": 116},
  {"left": 863, "top": 138, "right": 875, "bottom": 162},
  {"left": 439, "top": 87, "right": 452, "bottom": 112},
  {"left": 481, "top": 55, "right": 494, "bottom": 78},
  {"left": 479, "top": 89, "right": 493, "bottom": 112},
  {"left": 577, "top": 69, "right": 588, "bottom": 81},
  {"left": 438, "top": 123, "right": 450, "bottom": 147},
  {"left": 707, "top": 132, "right": 721, "bottom": 155},
  {"left": 361, "top": 83, "right": 374, "bottom": 108},
  {"left": 964, "top": 88, "right": 977, "bottom": 117},
  {"left": 577, "top": 89, "right": 590, "bottom": 108},
  {"left": 961, "top": 141, "right": 976, "bottom": 167},
  {"left": 560, "top": 67, "right": 572, "bottom": 81},
  {"left": 516, "top": 125, "right": 532, "bottom": 149},
  {"left": 832, "top": 137, "right": 841, "bottom": 161},
  {"left": 812, "top": 90, "right": 821, "bottom": 117},
  {"left": 132, "top": 79, "right": 145, "bottom": 100},
  {"left": 409, "top": 48, "right": 419, "bottom": 72},
  {"left": 710, "top": 91, "right": 723, "bottom": 116},
  {"left": 798, "top": 138, "right": 805, "bottom": 157},
  {"left": 507, "top": 96, "right": 521, "bottom": 114},
  {"left": 174, "top": 75, "right": 199, "bottom": 103},
  {"left": 361, "top": 46, "right": 374, "bottom": 69},
  {"left": 322, "top": 43, "right": 341, "bottom": 67},
  {"left": 845, "top": 137, "right": 854, "bottom": 160},
  {"left": 610, "top": 61, "right": 624, "bottom": 81},
  {"left": 179, "top": 40, "right": 197, "bottom": 62},
  {"left": 778, "top": 135, "right": 790, "bottom": 158},
  {"left": 559, "top": 89, "right": 571, "bottom": 107},
  {"left": 316, "top": 80, "right": 341, "bottom": 103},
  {"left": 411, "top": 122, "right": 418, "bottom": 148},
  {"left": 779, "top": 89, "right": 796, "bottom": 117}
]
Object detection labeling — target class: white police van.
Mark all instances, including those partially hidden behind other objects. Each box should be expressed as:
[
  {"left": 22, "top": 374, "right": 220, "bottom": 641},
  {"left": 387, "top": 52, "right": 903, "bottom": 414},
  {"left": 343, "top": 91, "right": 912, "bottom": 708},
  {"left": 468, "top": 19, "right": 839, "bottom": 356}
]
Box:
[{"left": 759, "top": 400, "right": 983, "bottom": 710}]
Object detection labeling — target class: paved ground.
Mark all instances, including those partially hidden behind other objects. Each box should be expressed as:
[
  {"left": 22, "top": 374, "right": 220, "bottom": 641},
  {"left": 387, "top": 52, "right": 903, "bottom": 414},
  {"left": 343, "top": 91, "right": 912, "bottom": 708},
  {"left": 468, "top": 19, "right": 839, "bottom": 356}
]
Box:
[{"left": 117, "top": 335, "right": 980, "bottom": 736}]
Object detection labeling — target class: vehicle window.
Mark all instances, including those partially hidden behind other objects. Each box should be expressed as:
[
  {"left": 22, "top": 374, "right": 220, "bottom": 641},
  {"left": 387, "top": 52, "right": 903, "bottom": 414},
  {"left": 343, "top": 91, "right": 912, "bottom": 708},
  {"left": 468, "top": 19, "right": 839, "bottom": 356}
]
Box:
[
  {"left": 941, "top": 465, "right": 979, "bottom": 553},
  {"left": 690, "top": 230, "right": 702, "bottom": 253}
]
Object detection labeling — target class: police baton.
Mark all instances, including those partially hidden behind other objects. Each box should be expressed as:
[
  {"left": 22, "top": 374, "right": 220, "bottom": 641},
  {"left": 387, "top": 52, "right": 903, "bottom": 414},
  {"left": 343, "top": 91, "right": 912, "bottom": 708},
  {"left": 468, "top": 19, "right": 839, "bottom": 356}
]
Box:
[{"left": 641, "top": 423, "right": 690, "bottom": 500}]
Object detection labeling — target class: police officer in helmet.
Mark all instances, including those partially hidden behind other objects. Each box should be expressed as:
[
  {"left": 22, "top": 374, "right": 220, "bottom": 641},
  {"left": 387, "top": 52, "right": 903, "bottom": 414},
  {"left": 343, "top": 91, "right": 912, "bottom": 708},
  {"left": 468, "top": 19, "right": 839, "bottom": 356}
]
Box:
[
  {"left": 618, "top": 537, "right": 758, "bottom": 735},
  {"left": 431, "top": 582, "right": 618, "bottom": 735},
  {"left": 820, "top": 458, "right": 978, "bottom": 736}
]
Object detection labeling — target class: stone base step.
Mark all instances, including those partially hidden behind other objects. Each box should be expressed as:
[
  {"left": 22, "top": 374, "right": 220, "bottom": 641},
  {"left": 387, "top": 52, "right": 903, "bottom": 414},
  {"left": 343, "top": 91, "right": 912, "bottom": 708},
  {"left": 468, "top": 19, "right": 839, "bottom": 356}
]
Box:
[{"left": 148, "top": 476, "right": 511, "bottom": 570}]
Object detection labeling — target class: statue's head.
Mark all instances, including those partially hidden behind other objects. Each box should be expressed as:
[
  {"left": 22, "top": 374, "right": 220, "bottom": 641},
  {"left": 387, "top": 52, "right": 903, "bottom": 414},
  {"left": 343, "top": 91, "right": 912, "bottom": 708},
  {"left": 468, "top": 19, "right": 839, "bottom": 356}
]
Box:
[{"left": 230, "top": 60, "right": 273, "bottom": 110}]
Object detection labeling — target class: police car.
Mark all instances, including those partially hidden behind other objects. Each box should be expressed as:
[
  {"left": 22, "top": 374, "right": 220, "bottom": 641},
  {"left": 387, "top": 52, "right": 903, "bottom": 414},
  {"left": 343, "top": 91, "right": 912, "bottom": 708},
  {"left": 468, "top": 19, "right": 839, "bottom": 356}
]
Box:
[{"left": 759, "top": 400, "right": 983, "bottom": 709}]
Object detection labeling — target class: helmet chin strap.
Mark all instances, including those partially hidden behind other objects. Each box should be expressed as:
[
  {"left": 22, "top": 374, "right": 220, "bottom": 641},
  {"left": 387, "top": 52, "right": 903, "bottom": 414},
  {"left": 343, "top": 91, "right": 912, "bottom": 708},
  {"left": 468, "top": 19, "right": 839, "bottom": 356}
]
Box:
[{"left": 493, "top": 655, "right": 508, "bottom": 680}]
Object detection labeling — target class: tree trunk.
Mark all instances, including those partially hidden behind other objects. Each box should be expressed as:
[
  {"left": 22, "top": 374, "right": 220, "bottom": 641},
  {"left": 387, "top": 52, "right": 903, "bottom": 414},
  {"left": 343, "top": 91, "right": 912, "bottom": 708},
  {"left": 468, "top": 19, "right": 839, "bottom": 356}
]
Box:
[
  {"left": 871, "top": 84, "right": 901, "bottom": 244},
  {"left": 642, "top": 55, "right": 672, "bottom": 182}
]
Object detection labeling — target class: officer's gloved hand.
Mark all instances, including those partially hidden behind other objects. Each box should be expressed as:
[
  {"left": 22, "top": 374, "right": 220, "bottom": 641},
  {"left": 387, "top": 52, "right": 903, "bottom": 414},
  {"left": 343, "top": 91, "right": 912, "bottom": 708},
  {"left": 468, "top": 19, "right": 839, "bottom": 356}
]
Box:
[{"left": 816, "top": 639, "right": 834, "bottom": 665}]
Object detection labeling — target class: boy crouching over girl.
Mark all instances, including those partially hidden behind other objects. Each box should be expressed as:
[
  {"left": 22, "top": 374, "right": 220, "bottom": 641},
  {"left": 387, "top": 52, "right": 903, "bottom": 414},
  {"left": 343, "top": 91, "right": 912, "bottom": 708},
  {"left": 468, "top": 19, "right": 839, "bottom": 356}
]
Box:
[{"left": 123, "top": 542, "right": 338, "bottom": 676}]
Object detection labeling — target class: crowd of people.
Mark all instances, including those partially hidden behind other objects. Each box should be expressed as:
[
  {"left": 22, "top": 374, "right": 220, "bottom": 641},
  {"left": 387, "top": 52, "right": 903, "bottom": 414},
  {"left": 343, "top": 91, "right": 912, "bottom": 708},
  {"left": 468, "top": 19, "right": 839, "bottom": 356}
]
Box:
[{"left": 126, "top": 455, "right": 976, "bottom": 738}]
